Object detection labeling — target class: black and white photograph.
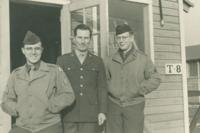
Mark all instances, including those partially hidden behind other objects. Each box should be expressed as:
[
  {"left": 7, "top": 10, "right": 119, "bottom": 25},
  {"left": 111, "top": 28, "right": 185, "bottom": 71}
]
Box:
[{"left": 0, "top": 0, "right": 199, "bottom": 133}]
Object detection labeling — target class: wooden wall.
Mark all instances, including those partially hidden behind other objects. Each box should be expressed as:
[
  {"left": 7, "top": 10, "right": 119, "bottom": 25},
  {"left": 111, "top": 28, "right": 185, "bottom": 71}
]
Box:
[{"left": 144, "top": 0, "right": 186, "bottom": 133}]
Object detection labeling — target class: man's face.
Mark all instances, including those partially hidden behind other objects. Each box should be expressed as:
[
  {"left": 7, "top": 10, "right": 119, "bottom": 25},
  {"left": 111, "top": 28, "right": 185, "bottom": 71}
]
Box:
[
  {"left": 116, "top": 32, "right": 133, "bottom": 51},
  {"left": 74, "top": 29, "right": 91, "bottom": 52},
  {"left": 21, "top": 42, "right": 43, "bottom": 65}
]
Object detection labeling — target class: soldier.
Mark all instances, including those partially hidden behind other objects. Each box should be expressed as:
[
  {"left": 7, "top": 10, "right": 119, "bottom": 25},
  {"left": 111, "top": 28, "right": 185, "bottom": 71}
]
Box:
[
  {"left": 1, "top": 31, "right": 75, "bottom": 133},
  {"left": 56, "top": 24, "right": 107, "bottom": 133},
  {"left": 105, "top": 24, "right": 161, "bottom": 133}
]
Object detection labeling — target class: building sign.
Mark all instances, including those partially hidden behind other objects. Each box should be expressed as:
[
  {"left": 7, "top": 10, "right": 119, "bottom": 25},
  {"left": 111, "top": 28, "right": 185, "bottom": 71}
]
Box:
[{"left": 165, "top": 64, "right": 182, "bottom": 74}]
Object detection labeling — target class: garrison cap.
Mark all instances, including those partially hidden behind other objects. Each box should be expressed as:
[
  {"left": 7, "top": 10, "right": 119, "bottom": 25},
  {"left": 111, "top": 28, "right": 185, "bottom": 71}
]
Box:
[
  {"left": 23, "top": 30, "right": 41, "bottom": 45},
  {"left": 116, "top": 24, "right": 133, "bottom": 35}
]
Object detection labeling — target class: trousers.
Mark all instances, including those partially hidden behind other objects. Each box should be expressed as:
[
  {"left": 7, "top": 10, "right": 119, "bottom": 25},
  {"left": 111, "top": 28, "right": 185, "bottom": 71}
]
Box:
[
  {"left": 63, "top": 122, "right": 102, "bottom": 133},
  {"left": 106, "top": 99, "right": 145, "bottom": 133}
]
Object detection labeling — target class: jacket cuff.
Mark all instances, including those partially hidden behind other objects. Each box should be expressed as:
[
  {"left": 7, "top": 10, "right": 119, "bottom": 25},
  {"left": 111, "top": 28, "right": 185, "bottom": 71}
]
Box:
[
  {"left": 139, "top": 82, "right": 149, "bottom": 95},
  {"left": 1, "top": 103, "right": 18, "bottom": 117}
]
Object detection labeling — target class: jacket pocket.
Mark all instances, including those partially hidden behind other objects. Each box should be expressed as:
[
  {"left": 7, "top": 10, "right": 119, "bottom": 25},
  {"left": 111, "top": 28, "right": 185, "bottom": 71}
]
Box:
[{"left": 85, "top": 67, "right": 98, "bottom": 78}]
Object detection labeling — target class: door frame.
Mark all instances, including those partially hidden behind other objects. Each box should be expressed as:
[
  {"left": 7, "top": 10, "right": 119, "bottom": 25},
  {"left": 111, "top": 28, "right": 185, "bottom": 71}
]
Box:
[
  {"left": 10, "top": 0, "right": 69, "bottom": 6},
  {"left": 0, "top": 0, "right": 11, "bottom": 132},
  {"left": 126, "top": 0, "right": 154, "bottom": 61},
  {"left": 178, "top": 0, "right": 190, "bottom": 133}
]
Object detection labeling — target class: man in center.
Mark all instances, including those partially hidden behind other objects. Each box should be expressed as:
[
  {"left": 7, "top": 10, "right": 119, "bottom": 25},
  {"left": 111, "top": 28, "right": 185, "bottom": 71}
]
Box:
[{"left": 56, "top": 24, "right": 107, "bottom": 133}]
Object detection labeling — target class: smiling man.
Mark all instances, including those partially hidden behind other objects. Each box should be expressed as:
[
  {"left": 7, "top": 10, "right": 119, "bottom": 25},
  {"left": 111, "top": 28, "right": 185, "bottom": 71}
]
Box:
[
  {"left": 105, "top": 24, "right": 161, "bottom": 133},
  {"left": 56, "top": 24, "right": 108, "bottom": 133},
  {"left": 1, "top": 31, "right": 75, "bottom": 133}
]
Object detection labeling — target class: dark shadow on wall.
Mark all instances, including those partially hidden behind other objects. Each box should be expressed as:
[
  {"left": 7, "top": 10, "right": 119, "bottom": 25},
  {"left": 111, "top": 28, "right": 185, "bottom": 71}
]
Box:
[{"left": 10, "top": 2, "right": 61, "bottom": 71}]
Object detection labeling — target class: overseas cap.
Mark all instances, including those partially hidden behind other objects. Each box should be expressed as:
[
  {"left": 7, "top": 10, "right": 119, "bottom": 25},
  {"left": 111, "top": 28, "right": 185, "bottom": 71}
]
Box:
[
  {"left": 116, "top": 24, "right": 133, "bottom": 35},
  {"left": 23, "top": 30, "right": 41, "bottom": 45}
]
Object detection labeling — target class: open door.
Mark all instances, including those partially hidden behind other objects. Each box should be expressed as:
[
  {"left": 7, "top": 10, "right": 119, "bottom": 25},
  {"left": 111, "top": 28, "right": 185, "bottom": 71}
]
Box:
[{"left": 61, "top": 0, "right": 109, "bottom": 57}]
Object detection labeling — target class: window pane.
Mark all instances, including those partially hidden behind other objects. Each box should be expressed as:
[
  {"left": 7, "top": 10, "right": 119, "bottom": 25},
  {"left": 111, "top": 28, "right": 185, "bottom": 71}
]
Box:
[
  {"left": 71, "top": 6, "right": 100, "bottom": 56},
  {"left": 189, "top": 61, "right": 198, "bottom": 77},
  {"left": 108, "top": 0, "right": 147, "bottom": 55}
]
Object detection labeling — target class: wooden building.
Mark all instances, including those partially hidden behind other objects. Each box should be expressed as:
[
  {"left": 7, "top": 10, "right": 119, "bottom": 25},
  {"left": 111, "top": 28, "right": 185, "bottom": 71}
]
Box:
[
  {"left": 0, "top": 0, "right": 193, "bottom": 132},
  {"left": 186, "top": 45, "right": 200, "bottom": 124}
]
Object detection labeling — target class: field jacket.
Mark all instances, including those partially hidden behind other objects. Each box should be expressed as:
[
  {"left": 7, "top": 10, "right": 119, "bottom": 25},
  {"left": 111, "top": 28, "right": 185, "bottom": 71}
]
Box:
[
  {"left": 105, "top": 49, "right": 161, "bottom": 107},
  {"left": 1, "top": 61, "right": 75, "bottom": 132}
]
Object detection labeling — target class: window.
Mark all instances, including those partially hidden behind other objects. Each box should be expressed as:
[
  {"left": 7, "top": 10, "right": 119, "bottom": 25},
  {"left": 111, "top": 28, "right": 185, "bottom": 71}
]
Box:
[
  {"left": 108, "top": 0, "right": 152, "bottom": 57},
  {"left": 188, "top": 61, "right": 198, "bottom": 77}
]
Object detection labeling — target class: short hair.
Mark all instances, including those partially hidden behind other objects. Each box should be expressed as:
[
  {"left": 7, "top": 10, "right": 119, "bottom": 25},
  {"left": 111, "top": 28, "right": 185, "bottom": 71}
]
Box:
[
  {"left": 74, "top": 24, "right": 92, "bottom": 38},
  {"left": 115, "top": 24, "right": 133, "bottom": 35}
]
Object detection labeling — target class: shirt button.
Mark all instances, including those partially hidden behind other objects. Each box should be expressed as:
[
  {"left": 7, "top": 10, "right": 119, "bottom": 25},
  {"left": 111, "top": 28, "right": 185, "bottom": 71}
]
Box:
[
  {"left": 80, "top": 84, "right": 83, "bottom": 88},
  {"left": 80, "top": 68, "right": 83, "bottom": 71},
  {"left": 80, "top": 75, "right": 84, "bottom": 79},
  {"left": 80, "top": 93, "right": 83, "bottom": 96}
]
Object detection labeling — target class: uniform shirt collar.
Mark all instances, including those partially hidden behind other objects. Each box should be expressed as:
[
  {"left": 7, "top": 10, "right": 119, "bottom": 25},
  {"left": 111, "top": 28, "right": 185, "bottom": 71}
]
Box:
[
  {"left": 25, "top": 61, "right": 49, "bottom": 72},
  {"left": 74, "top": 49, "right": 88, "bottom": 58},
  {"left": 25, "top": 61, "right": 41, "bottom": 72},
  {"left": 118, "top": 45, "right": 135, "bottom": 62},
  {"left": 112, "top": 47, "right": 137, "bottom": 64}
]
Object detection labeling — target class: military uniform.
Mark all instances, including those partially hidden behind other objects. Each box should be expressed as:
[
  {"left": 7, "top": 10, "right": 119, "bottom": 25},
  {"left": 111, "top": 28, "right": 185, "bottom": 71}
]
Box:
[
  {"left": 1, "top": 61, "right": 75, "bottom": 133},
  {"left": 105, "top": 49, "right": 161, "bottom": 133},
  {"left": 56, "top": 51, "right": 107, "bottom": 133}
]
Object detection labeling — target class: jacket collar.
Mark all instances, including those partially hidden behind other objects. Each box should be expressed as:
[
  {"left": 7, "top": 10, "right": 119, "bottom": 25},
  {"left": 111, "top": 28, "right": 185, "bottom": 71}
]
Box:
[
  {"left": 17, "top": 61, "right": 49, "bottom": 81},
  {"left": 70, "top": 50, "right": 94, "bottom": 66},
  {"left": 112, "top": 48, "right": 137, "bottom": 64}
]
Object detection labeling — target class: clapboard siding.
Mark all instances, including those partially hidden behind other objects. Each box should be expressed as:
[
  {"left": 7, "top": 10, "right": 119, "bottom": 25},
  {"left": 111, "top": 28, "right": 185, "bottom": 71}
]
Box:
[
  {"left": 155, "top": 59, "right": 182, "bottom": 67},
  {"left": 155, "top": 44, "right": 181, "bottom": 52},
  {"left": 155, "top": 51, "right": 181, "bottom": 60},
  {"left": 146, "top": 90, "right": 183, "bottom": 99},
  {"left": 151, "top": 0, "right": 185, "bottom": 133},
  {"left": 155, "top": 80, "right": 182, "bottom": 90},
  {"left": 146, "top": 112, "right": 184, "bottom": 122},
  {"left": 146, "top": 97, "right": 183, "bottom": 107},
  {"left": 152, "top": 120, "right": 184, "bottom": 129},
  {"left": 153, "top": 7, "right": 179, "bottom": 16},
  {"left": 156, "top": 82, "right": 182, "bottom": 90},
  {"left": 154, "top": 37, "right": 180, "bottom": 45},
  {"left": 154, "top": 29, "right": 180, "bottom": 38},
  {"left": 160, "top": 75, "right": 182, "bottom": 82},
  {"left": 145, "top": 105, "right": 183, "bottom": 114},
  {"left": 154, "top": 22, "right": 180, "bottom": 31},
  {"left": 153, "top": 0, "right": 179, "bottom": 9},
  {"left": 154, "top": 127, "right": 184, "bottom": 133},
  {"left": 153, "top": 14, "right": 179, "bottom": 23}
]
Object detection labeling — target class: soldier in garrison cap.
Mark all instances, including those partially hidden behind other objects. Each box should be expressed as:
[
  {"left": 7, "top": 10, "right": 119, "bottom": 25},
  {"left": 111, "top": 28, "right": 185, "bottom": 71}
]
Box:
[
  {"left": 104, "top": 24, "right": 161, "bottom": 133},
  {"left": 1, "top": 30, "right": 75, "bottom": 133}
]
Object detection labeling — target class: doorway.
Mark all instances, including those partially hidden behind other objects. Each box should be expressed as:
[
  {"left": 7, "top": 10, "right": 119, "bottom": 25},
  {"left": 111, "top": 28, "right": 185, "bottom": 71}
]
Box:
[{"left": 10, "top": 2, "right": 61, "bottom": 70}]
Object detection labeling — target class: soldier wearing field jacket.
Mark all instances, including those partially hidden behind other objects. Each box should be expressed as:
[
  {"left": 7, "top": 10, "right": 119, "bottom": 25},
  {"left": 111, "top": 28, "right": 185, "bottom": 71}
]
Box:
[{"left": 105, "top": 24, "right": 161, "bottom": 133}]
